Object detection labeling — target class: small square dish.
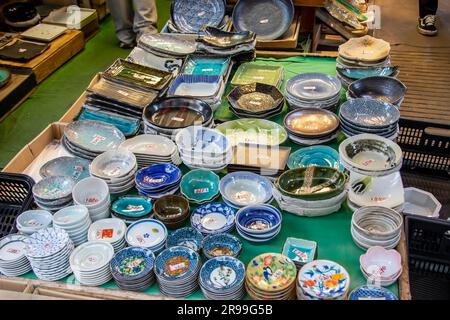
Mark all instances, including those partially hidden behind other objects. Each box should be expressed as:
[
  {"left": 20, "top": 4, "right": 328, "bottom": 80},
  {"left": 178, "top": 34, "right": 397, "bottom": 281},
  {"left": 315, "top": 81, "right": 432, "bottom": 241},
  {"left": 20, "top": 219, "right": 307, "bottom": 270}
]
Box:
[{"left": 282, "top": 237, "right": 317, "bottom": 268}]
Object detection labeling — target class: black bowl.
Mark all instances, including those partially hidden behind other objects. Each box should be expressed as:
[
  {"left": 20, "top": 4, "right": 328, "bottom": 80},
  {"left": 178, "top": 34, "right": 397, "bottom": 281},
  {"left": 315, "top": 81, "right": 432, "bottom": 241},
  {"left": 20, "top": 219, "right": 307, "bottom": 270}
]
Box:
[
  {"left": 3, "top": 2, "right": 37, "bottom": 23},
  {"left": 348, "top": 76, "right": 406, "bottom": 105}
]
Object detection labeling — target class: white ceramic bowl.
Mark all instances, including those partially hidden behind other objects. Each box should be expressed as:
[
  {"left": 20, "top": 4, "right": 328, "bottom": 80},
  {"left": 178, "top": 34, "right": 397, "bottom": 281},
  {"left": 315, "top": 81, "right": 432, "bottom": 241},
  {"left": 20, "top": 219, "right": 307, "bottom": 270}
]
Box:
[
  {"left": 16, "top": 210, "right": 53, "bottom": 234},
  {"left": 53, "top": 205, "right": 89, "bottom": 227},
  {"left": 72, "top": 177, "right": 110, "bottom": 209},
  {"left": 360, "top": 246, "right": 402, "bottom": 279},
  {"left": 90, "top": 150, "right": 137, "bottom": 180}
]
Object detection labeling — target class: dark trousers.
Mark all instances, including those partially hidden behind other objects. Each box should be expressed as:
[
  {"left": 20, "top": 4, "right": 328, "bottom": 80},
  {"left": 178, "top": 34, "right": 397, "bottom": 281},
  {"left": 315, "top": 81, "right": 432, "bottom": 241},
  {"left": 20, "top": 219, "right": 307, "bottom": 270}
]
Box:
[{"left": 420, "top": 0, "right": 438, "bottom": 17}]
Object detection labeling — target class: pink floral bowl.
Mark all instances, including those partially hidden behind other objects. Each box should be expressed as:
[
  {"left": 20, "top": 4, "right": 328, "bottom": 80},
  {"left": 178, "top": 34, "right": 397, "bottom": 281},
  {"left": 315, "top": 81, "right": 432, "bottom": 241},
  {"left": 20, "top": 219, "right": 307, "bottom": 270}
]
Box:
[{"left": 360, "top": 246, "right": 402, "bottom": 280}]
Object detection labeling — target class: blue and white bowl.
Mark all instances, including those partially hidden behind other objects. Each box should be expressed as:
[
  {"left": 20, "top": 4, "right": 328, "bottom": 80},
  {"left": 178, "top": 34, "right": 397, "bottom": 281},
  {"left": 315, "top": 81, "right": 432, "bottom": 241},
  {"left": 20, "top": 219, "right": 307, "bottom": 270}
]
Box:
[
  {"left": 235, "top": 204, "right": 282, "bottom": 243},
  {"left": 135, "top": 164, "right": 182, "bottom": 199},
  {"left": 349, "top": 285, "right": 397, "bottom": 300},
  {"left": 202, "top": 233, "right": 242, "bottom": 260},
  {"left": 166, "top": 227, "right": 203, "bottom": 252},
  {"left": 110, "top": 247, "right": 156, "bottom": 287},
  {"left": 191, "top": 202, "right": 236, "bottom": 235},
  {"left": 125, "top": 219, "right": 168, "bottom": 254}
]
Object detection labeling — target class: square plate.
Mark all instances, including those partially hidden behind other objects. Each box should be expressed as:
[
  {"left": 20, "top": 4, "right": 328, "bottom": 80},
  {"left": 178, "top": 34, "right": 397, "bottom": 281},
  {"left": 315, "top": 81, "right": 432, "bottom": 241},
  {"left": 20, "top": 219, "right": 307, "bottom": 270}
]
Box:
[
  {"left": 231, "top": 63, "right": 284, "bottom": 87},
  {"left": 282, "top": 237, "right": 317, "bottom": 266},
  {"left": 21, "top": 23, "right": 67, "bottom": 42}
]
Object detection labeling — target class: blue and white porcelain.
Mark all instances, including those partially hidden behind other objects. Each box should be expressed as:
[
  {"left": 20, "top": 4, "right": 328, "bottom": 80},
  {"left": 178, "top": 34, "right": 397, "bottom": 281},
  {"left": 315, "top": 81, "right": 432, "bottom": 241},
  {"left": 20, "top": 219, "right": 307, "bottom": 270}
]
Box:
[
  {"left": 135, "top": 164, "right": 182, "bottom": 194},
  {"left": 111, "top": 196, "right": 153, "bottom": 219},
  {"left": 287, "top": 146, "right": 344, "bottom": 171},
  {"left": 191, "top": 202, "right": 236, "bottom": 235},
  {"left": 235, "top": 204, "right": 282, "bottom": 242},
  {"left": 171, "top": 0, "right": 226, "bottom": 33},
  {"left": 110, "top": 246, "right": 156, "bottom": 283},
  {"left": 202, "top": 233, "right": 242, "bottom": 260},
  {"left": 175, "top": 126, "right": 231, "bottom": 158},
  {"left": 349, "top": 285, "right": 397, "bottom": 300},
  {"left": 39, "top": 156, "right": 91, "bottom": 182},
  {"left": 166, "top": 227, "right": 203, "bottom": 252},
  {"left": 125, "top": 219, "right": 168, "bottom": 254},
  {"left": 219, "top": 172, "right": 273, "bottom": 208}
]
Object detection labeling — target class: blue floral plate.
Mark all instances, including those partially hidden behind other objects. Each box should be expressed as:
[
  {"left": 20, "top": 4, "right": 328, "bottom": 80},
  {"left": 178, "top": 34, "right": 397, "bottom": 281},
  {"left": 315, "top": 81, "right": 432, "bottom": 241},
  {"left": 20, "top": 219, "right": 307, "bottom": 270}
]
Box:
[
  {"left": 39, "top": 156, "right": 91, "bottom": 182},
  {"left": 191, "top": 202, "right": 236, "bottom": 235},
  {"left": 110, "top": 247, "right": 155, "bottom": 282},
  {"left": 154, "top": 246, "right": 200, "bottom": 282},
  {"left": 111, "top": 196, "right": 153, "bottom": 218},
  {"left": 166, "top": 227, "right": 203, "bottom": 252},
  {"left": 171, "top": 0, "right": 225, "bottom": 33},
  {"left": 287, "top": 146, "right": 344, "bottom": 171},
  {"left": 202, "top": 233, "right": 242, "bottom": 259},
  {"left": 349, "top": 285, "right": 397, "bottom": 300},
  {"left": 135, "top": 164, "right": 182, "bottom": 191},
  {"left": 199, "top": 256, "right": 245, "bottom": 292}
]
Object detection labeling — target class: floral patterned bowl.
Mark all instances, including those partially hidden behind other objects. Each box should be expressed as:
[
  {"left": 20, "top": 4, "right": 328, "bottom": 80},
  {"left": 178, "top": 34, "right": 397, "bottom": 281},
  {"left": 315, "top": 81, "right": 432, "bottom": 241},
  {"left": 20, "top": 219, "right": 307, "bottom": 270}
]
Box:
[{"left": 109, "top": 246, "right": 155, "bottom": 282}]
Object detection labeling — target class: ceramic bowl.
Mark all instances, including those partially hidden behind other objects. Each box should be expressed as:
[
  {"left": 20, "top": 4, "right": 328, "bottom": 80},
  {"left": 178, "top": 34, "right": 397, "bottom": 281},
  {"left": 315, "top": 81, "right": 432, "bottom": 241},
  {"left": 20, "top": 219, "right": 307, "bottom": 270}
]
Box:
[
  {"left": 336, "top": 66, "right": 398, "bottom": 80},
  {"left": 287, "top": 146, "right": 343, "bottom": 171},
  {"left": 180, "top": 169, "right": 220, "bottom": 203},
  {"left": 72, "top": 177, "right": 110, "bottom": 209},
  {"left": 135, "top": 164, "right": 182, "bottom": 191},
  {"left": 227, "top": 83, "right": 284, "bottom": 114},
  {"left": 175, "top": 126, "right": 232, "bottom": 158},
  {"left": 219, "top": 171, "right": 273, "bottom": 207},
  {"left": 348, "top": 76, "right": 407, "bottom": 105},
  {"left": 403, "top": 187, "right": 442, "bottom": 218},
  {"left": 339, "top": 98, "right": 400, "bottom": 128},
  {"left": 360, "top": 246, "right": 402, "bottom": 280},
  {"left": 282, "top": 237, "right": 317, "bottom": 267},
  {"left": 352, "top": 206, "right": 403, "bottom": 240},
  {"left": 276, "top": 166, "right": 347, "bottom": 200},
  {"left": 32, "top": 176, "right": 75, "bottom": 202},
  {"left": 284, "top": 108, "right": 340, "bottom": 137},
  {"left": 235, "top": 204, "right": 282, "bottom": 235},
  {"left": 111, "top": 196, "right": 153, "bottom": 219},
  {"left": 166, "top": 227, "right": 203, "bottom": 252},
  {"left": 53, "top": 205, "right": 89, "bottom": 227},
  {"left": 153, "top": 195, "right": 190, "bottom": 224},
  {"left": 90, "top": 150, "right": 137, "bottom": 180},
  {"left": 39, "top": 156, "right": 91, "bottom": 182},
  {"left": 191, "top": 202, "right": 236, "bottom": 235},
  {"left": 16, "top": 210, "right": 53, "bottom": 234},
  {"left": 202, "top": 233, "right": 242, "bottom": 259}
]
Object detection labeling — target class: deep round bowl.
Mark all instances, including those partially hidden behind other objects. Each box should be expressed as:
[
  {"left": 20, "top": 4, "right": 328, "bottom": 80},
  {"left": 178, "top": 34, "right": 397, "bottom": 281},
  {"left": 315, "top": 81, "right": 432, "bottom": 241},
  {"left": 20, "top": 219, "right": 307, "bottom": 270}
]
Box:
[
  {"left": 135, "top": 164, "right": 182, "bottom": 191},
  {"left": 180, "top": 169, "right": 220, "bottom": 203},
  {"left": 166, "top": 227, "right": 203, "bottom": 252},
  {"left": 153, "top": 195, "right": 190, "bottom": 222},
  {"left": 175, "top": 126, "right": 232, "bottom": 158},
  {"left": 72, "top": 177, "right": 110, "bottom": 209},
  {"left": 202, "top": 233, "right": 242, "bottom": 259},
  {"left": 16, "top": 210, "right": 52, "bottom": 233},
  {"left": 348, "top": 76, "right": 407, "bottom": 105},
  {"left": 235, "top": 204, "right": 282, "bottom": 235},
  {"left": 3, "top": 2, "right": 37, "bottom": 23},
  {"left": 32, "top": 176, "right": 75, "bottom": 202}
]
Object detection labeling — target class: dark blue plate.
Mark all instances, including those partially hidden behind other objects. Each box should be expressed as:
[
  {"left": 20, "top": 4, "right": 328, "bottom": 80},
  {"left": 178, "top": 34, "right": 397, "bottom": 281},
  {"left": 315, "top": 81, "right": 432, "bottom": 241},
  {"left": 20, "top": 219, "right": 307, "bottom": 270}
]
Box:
[
  {"left": 171, "top": 0, "right": 225, "bottom": 33},
  {"left": 135, "top": 164, "right": 182, "bottom": 191}
]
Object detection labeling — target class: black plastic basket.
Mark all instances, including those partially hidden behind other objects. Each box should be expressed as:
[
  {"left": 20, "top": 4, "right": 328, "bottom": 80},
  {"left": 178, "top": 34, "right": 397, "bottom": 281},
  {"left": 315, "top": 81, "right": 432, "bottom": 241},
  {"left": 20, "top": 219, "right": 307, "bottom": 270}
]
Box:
[
  {"left": 0, "top": 173, "right": 35, "bottom": 238},
  {"left": 405, "top": 215, "right": 450, "bottom": 300},
  {"left": 397, "top": 118, "right": 450, "bottom": 174}
]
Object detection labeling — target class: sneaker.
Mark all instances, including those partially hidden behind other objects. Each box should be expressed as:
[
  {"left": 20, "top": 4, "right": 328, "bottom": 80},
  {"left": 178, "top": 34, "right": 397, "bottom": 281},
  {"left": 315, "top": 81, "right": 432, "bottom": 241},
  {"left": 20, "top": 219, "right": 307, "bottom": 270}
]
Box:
[
  {"left": 119, "top": 41, "right": 135, "bottom": 49},
  {"left": 417, "top": 15, "right": 437, "bottom": 36}
]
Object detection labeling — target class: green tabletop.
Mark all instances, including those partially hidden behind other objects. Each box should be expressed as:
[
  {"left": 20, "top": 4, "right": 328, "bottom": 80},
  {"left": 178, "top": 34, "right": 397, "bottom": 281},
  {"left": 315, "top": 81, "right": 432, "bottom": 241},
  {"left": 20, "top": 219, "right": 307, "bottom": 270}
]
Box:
[{"left": 21, "top": 56, "right": 399, "bottom": 299}]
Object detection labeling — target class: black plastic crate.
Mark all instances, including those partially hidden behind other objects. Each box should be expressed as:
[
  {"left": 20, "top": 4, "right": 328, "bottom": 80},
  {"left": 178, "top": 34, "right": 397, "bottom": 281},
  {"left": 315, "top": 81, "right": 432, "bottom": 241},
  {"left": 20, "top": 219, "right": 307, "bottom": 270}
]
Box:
[
  {"left": 0, "top": 173, "right": 35, "bottom": 238},
  {"left": 405, "top": 215, "right": 450, "bottom": 300}
]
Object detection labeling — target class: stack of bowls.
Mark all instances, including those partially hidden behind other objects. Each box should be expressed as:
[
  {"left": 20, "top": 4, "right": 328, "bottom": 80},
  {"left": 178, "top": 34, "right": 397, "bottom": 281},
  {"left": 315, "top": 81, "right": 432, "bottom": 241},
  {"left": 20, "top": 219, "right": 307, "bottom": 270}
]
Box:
[
  {"left": 166, "top": 227, "right": 203, "bottom": 252},
  {"left": 32, "top": 176, "right": 74, "bottom": 212},
  {"left": 360, "top": 246, "right": 402, "bottom": 287},
  {"left": 246, "top": 253, "right": 297, "bottom": 300},
  {"left": 285, "top": 73, "right": 341, "bottom": 111},
  {"left": 235, "top": 204, "right": 282, "bottom": 242},
  {"left": 153, "top": 195, "right": 190, "bottom": 229},
  {"left": 72, "top": 177, "right": 111, "bottom": 221},
  {"left": 202, "top": 233, "right": 242, "bottom": 260},
  {"left": 155, "top": 246, "right": 201, "bottom": 298},
  {"left": 110, "top": 247, "right": 156, "bottom": 292},
  {"left": 24, "top": 228, "right": 74, "bottom": 281},
  {"left": 53, "top": 206, "right": 92, "bottom": 246},
  {"left": 351, "top": 206, "right": 403, "bottom": 250},
  {"left": 0, "top": 234, "right": 32, "bottom": 276},
  {"left": 347, "top": 76, "right": 406, "bottom": 107},
  {"left": 175, "top": 126, "right": 233, "bottom": 172},
  {"left": 70, "top": 241, "right": 114, "bottom": 286},
  {"left": 287, "top": 146, "right": 343, "bottom": 171},
  {"left": 16, "top": 210, "right": 52, "bottom": 235},
  {"left": 284, "top": 109, "right": 340, "bottom": 145},
  {"left": 219, "top": 171, "right": 273, "bottom": 209},
  {"left": 111, "top": 195, "right": 153, "bottom": 225},
  {"left": 336, "top": 66, "right": 399, "bottom": 89},
  {"left": 88, "top": 218, "right": 127, "bottom": 252},
  {"left": 191, "top": 202, "right": 236, "bottom": 236},
  {"left": 135, "top": 164, "right": 182, "bottom": 199},
  {"left": 337, "top": 36, "right": 391, "bottom": 69},
  {"left": 339, "top": 98, "right": 400, "bottom": 140},
  {"left": 273, "top": 167, "right": 348, "bottom": 217},
  {"left": 180, "top": 169, "right": 220, "bottom": 204},
  {"left": 199, "top": 256, "right": 246, "bottom": 300},
  {"left": 297, "top": 260, "right": 350, "bottom": 300},
  {"left": 90, "top": 150, "right": 138, "bottom": 195},
  {"left": 125, "top": 219, "right": 168, "bottom": 254}
]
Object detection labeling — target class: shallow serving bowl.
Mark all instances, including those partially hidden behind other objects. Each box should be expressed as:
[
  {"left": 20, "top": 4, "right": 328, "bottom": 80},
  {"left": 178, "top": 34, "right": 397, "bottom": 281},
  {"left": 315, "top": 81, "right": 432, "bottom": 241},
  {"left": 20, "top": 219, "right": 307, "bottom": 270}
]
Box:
[
  {"left": 90, "top": 150, "right": 137, "bottom": 180},
  {"left": 72, "top": 177, "right": 110, "bottom": 209},
  {"left": 284, "top": 108, "right": 340, "bottom": 137},
  {"left": 360, "top": 246, "right": 402, "bottom": 280},
  {"left": 348, "top": 76, "right": 406, "bottom": 105},
  {"left": 200, "top": 26, "right": 256, "bottom": 48},
  {"left": 339, "top": 98, "right": 400, "bottom": 128},
  {"left": 180, "top": 169, "right": 219, "bottom": 203},
  {"left": 153, "top": 195, "right": 190, "bottom": 223},
  {"left": 202, "top": 233, "right": 242, "bottom": 259},
  {"left": 235, "top": 204, "right": 282, "bottom": 235},
  {"left": 227, "top": 83, "right": 284, "bottom": 114},
  {"left": 166, "top": 227, "right": 203, "bottom": 252},
  {"left": 32, "top": 176, "right": 75, "bottom": 202}
]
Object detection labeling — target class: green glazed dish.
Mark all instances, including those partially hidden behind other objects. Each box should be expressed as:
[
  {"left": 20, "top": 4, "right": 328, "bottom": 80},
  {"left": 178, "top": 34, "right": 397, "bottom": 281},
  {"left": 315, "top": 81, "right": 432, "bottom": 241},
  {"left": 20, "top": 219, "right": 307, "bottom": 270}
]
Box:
[
  {"left": 231, "top": 63, "right": 284, "bottom": 87},
  {"left": 276, "top": 166, "right": 347, "bottom": 200},
  {"left": 180, "top": 169, "right": 220, "bottom": 203},
  {"left": 0, "top": 68, "right": 11, "bottom": 88}
]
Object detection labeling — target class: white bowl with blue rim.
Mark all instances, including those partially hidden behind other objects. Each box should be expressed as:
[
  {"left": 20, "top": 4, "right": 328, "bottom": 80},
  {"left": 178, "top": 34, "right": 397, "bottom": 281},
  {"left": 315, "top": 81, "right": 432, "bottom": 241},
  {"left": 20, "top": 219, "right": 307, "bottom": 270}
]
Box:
[
  {"left": 126, "top": 219, "right": 168, "bottom": 254},
  {"left": 191, "top": 202, "right": 236, "bottom": 235},
  {"left": 202, "top": 233, "right": 242, "bottom": 260},
  {"left": 166, "top": 227, "right": 203, "bottom": 252}
]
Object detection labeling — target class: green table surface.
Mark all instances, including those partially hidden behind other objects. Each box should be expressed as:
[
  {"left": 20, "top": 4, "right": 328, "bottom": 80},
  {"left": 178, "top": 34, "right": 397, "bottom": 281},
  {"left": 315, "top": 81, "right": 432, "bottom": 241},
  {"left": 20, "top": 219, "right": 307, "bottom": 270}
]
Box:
[{"left": 21, "top": 56, "right": 399, "bottom": 299}]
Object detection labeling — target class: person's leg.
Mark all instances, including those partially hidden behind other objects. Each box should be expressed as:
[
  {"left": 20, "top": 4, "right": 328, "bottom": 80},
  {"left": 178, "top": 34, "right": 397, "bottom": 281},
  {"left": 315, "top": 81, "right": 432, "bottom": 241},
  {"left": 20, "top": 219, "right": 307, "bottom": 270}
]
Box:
[
  {"left": 418, "top": 0, "right": 438, "bottom": 36},
  {"left": 419, "top": 0, "right": 438, "bottom": 17},
  {"left": 107, "top": 0, "right": 136, "bottom": 46},
  {"left": 132, "top": 0, "right": 158, "bottom": 41}
]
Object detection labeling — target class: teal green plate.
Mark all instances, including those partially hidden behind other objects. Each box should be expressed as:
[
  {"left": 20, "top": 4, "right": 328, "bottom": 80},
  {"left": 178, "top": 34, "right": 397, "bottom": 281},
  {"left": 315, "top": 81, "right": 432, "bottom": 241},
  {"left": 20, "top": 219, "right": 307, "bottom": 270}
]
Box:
[
  {"left": 182, "top": 56, "right": 230, "bottom": 76},
  {"left": 0, "top": 68, "right": 11, "bottom": 88},
  {"left": 287, "top": 146, "right": 344, "bottom": 171},
  {"left": 112, "top": 196, "right": 153, "bottom": 218},
  {"left": 336, "top": 66, "right": 398, "bottom": 80}
]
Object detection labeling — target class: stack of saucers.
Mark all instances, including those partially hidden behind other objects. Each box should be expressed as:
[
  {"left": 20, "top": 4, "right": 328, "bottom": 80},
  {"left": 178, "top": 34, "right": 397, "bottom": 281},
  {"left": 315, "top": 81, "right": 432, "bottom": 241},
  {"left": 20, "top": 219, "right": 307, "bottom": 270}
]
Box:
[
  {"left": 297, "top": 260, "right": 350, "bottom": 300},
  {"left": 24, "top": 228, "right": 74, "bottom": 281},
  {"left": 70, "top": 241, "right": 114, "bottom": 286},
  {"left": 16, "top": 210, "right": 53, "bottom": 235},
  {"left": 126, "top": 219, "right": 168, "bottom": 254},
  {"left": 72, "top": 177, "right": 111, "bottom": 221},
  {"left": 119, "top": 135, "right": 181, "bottom": 169},
  {"left": 175, "top": 126, "right": 233, "bottom": 173},
  {"left": 32, "top": 176, "right": 75, "bottom": 212},
  {"left": 191, "top": 202, "right": 236, "bottom": 236},
  {"left": 199, "top": 256, "right": 246, "bottom": 300},
  {"left": 135, "top": 164, "right": 182, "bottom": 199},
  {"left": 110, "top": 247, "right": 156, "bottom": 292},
  {"left": 53, "top": 206, "right": 92, "bottom": 247},
  {"left": 88, "top": 218, "right": 127, "bottom": 252},
  {"left": 235, "top": 204, "right": 282, "bottom": 242},
  {"left": 154, "top": 246, "right": 201, "bottom": 298},
  {"left": 336, "top": 66, "right": 399, "bottom": 89},
  {"left": 351, "top": 206, "right": 403, "bottom": 250},
  {"left": 111, "top": 195, "right": 154, "bottom": 225},
  {"left": 246, "top": 253, "right": 297, "bottom": 300},
  {"left": 90, "top": 150, "right": 138, "bottom": 195},
  {"left": 360, "top": 246, "right": 402, "bottom": 287},
  {"left": 0, "top": 234, "right": 32, "bottom": 276},
  {"left": 285, "top": 73, "right": 341, "bottom": 111},
  {"left": 339, "top": 98, "right": 400, "bottom": 140}
]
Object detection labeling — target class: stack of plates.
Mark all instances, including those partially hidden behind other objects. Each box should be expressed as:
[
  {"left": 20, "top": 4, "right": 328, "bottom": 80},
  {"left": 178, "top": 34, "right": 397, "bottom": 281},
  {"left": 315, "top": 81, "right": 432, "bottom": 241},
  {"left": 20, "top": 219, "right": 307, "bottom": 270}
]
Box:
[
  {"left": 235, "top": 204, "right": 282, "bottom": 242},
  {"left": 126, "top": 219, "right": 168, "bottom": 254},
  {"left": 339, "top": 98, "right": 400, "bottom": 140},
  {"left": 246, "top": 253, "right": 297, "bottom": 300},
  {"left": 72, "top": 177, "right": 111, "bottom": 221},
  {"left": 63, "top": 120, "right": 125, "bottom": 160},
  {"left": 191, "top": 202, "right": 236, "bottom": 235},
  {"left": 143, "top": 97, "right": 214, "bottom": 139},
  {"left": 351, "top": 206, "right": 403, "bottom": 250},
  {"left": 285, "top": 73, "right": 341, "bottom": 110},
  {"left": 337, "top": 36, "right": 391, "bottom": 69},
  {"left": 219, "top": 171, "right": 273, "bottom": 209},
  {"left": 154, "top": 246, "right": 201, "bottom": 298},
  {"left": 16, "top": 210, "right": 52, "bottom": 235},
  {"left": 0, "top": 234, "right": 32, "bottom": 276},
  {"left": 175, "top": 126, "right": 233, "bottom": 172},
  {"left": 53, "top": 206, "right": 92, "bottom": 247},
  {"left": 119, "top": 135, "right": 181, "bottom": 169},
  {"left": 90, "top": 150, "right": 138, "bottom": 195},
  {"left": 24, "top": 228, "right": 74, "bottom": 281},
  {"left": 360, "top": 246, "right": 402, "bottom": 287},
  {"left": 297, "top": 260, "right": 350, "bottom": 300},
  {"left": 39, "top": 156, "right": 91, "bottom": 182},
  {"left": 135, "top": 164, "right": 182, "bottom": 199},
  {"left": 70, "top": 241, "right": 114, "bottom": 286},
  {"left": 199, "top": 256, "right": 245, "bottom": 300},
  {"left": 110, "top": 247, "right": 156, "bottom": 292},
  {"left": 32, "top": 176, "right": 74, "bottom": 212},
  {"left": 88, "top": 218, "right": 127, "bottom": 252},
  {"left": 138, "top": 33, "right": 196, "bottom": 58},
  {"left": 284, "top": 109, "right": 340, "bottom": 146},
  {"left": 111, "top": 195, "right": 153, "bottom": 225},
  {"left": 336, "top": 66, "right": 399, "bottom": 89}
]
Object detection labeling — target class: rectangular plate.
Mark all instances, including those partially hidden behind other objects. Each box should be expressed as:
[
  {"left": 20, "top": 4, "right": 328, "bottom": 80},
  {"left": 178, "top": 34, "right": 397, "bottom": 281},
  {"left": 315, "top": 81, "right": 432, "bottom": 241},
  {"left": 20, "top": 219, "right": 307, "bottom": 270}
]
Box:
[
  {"left": 231, "top": 143, "right": 291, "bottom": 171},
  {"left": 182, "top": 55, "right": 231, "bottom": 76},
  {"left": 231, "top": 62, "right": 284, "bottom": 87},
  {"left": 21, "top": 23, "right": 67, "bottom": 42},
  {"left": 282, "top": 237, "right": 318, "bottom": 265}
]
